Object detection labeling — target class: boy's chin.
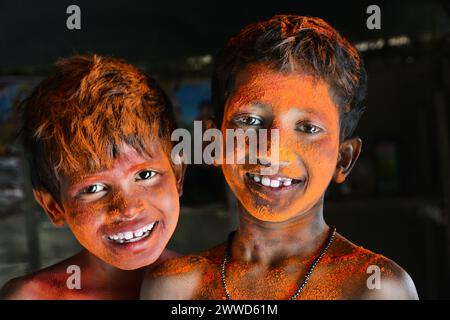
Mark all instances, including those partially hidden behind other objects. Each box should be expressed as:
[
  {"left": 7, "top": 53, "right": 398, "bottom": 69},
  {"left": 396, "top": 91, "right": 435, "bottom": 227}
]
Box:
[
  {"left": 87, "top": 235, "right": 169, "bottom": 270},
  {"left": 239, "top": 196, "right": 322, "bottom": 223},
  {"left": 241, "top": 203, "right": 303, "bottom": 223}
]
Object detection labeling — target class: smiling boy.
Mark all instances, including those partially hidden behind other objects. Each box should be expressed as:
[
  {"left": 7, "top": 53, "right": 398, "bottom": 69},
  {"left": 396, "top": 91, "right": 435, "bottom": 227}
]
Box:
[
  {"left": 141, "top": 15, "right": 418, "bottom": 300},
  {"left": 1, "top": 55, "right": 185, "bottom": 299}
]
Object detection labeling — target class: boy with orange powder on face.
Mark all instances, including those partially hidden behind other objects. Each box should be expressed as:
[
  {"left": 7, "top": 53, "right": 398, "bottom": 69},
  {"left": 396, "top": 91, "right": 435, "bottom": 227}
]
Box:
[
  {"left": 141, "top": 15, "right": 419, "bottom": 300},
  {"left": 1, "top": 55, "right": 185, "bottom": 299}
]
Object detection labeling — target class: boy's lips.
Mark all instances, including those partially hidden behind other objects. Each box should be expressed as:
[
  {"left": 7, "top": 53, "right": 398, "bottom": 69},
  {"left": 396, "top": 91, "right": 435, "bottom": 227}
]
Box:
[
  {"left": 103, "top": 219, "right": 163, "bottom": 257},
  {"left": 244, "top": 172, "right": 306, "bottom": 194},
  {"left": 245, "top": 172, "right": 304, "bottom": 187},
  {"left": 106, "top": 221, "right": 158, "bottom": 244}
]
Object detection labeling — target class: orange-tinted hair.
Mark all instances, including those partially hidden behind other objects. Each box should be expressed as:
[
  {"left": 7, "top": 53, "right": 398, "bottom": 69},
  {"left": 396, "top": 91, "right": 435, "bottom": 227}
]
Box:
[
  {"left": 20, "top": 54, "right": 176, "bottom": 203},
  {"left": 212, "top": 15, "right": 367, "bottom": 139}
]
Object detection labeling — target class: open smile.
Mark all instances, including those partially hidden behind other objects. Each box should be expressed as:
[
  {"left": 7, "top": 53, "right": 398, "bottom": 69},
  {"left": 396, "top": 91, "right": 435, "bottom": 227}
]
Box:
[
  {"left": 106, "top": 221, "right": 159, "bottom": 244},
  {"left": 244, "top": 172, "right": 306, "bottom": 196},
  {"left": 245, "top": 172, "right": 303, "bottom": 188}
]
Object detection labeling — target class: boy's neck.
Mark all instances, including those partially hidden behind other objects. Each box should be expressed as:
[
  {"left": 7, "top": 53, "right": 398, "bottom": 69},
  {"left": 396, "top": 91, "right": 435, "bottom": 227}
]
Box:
[{"left": 233, "top": 198, "right": 329, "bottom": 265}]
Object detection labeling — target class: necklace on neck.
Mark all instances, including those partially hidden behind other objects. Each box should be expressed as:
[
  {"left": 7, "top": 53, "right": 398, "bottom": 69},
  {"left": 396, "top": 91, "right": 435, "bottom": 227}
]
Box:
[{"left": 220, "top": 226, "right": 337, "bottom": 300}]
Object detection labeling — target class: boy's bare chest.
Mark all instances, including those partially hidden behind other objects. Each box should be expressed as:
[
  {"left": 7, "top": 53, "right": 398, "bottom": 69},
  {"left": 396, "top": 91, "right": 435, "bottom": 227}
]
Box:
[{"left": 194, "top": 259, "right": 369, "bottom": 300}]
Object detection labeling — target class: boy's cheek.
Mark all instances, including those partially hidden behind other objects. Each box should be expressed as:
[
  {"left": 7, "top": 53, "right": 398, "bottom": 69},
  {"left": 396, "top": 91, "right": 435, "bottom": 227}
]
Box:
[
  {"left": 148, "top": 186, "right": 180, "bottom": 220},
  {"left": 63, "top": 200, "right": 107, "bottom": 228},
  {"left": 303, "top": 143, "right": 339, "bottom": 186},
  {"left": 139, "top": 179, "right": 181, "bottom": 228},
  {"left": 63, "top": 212, "right": 105, "bottom": 255},
  {"left": 222, "top": 162, "right": 242, "bottom": 180},
  {"left": 301, "top": 135, "right": 339, "bottom": 166},
  {"left": 64, "top": 205, "right": 103, "bottom": 233}
]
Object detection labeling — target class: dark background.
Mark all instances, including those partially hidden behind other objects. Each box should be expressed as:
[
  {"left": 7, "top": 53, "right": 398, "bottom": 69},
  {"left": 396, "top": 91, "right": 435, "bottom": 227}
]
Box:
[{"left": 1, "top": 0, "right": 449, "bottom": 299}]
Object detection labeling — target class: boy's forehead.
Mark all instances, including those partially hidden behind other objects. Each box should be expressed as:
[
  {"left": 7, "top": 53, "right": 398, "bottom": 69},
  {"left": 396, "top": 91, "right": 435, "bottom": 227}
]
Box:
[
  {"left": 228, "top": 63, "right": 337, "bottom": 113},
  {"left": 60, "top": 140, "right": 168, "bottom": 184}
]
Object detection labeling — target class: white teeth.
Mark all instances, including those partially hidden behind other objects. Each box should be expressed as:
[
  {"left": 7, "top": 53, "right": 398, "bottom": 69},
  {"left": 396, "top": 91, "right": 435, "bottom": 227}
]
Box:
[
  {"left": 248, "top": 173, "right": 297, "bottom": 189},
  {"left": 124, "top": 232, "right": 133, "bottom": 240},
  {"left": 108, "top": 222, "right": 157, "bottom": 243},
  {"left": 270, "top": 180, "right": 280, "bottom": 188},
  {"left": 261, "top": 177, "right": 271, "bottom": 186},
  {"left": 134, "top": 229, "right": 144, "bottom": 237}
]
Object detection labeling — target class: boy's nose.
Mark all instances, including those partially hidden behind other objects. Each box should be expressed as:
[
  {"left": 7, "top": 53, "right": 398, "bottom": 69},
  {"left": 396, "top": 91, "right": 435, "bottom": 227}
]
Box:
[
  {"left": 256, "top": 127, "right": 295, "bottom": 166},
  {"left": 110, "top": 195, "right": 146, "bottom": 220},
  {"left": 121, "top": 201, "right": 145, "bottom": 219}
]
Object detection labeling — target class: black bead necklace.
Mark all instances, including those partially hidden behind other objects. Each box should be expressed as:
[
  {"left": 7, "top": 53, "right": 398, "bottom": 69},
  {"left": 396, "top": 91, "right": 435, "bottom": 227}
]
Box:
[{"left": 220, "top": 226, "right": 337, "bottom": 300}]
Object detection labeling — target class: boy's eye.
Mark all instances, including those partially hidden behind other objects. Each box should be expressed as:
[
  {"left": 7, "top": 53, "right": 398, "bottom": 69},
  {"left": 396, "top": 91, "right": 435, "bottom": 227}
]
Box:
[
  {"left": 136, "top": 170, "right": 157, "bottom": 181},
  {"left": 297, "top": 122, "right": 322, "bottom": 134},
  {"left": 233, "top": 115, "right": 263, "bottom": 126},
  {"left": 81, "top": 184, "right": 106, "bottom": 194}
]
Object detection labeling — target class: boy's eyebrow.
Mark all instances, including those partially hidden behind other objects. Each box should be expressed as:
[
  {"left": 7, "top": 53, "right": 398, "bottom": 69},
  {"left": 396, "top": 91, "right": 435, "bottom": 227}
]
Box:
[
  {"left": 233, "top": 101, "right": 272, "bottom": 110},
  {"left": 125, "top": 160, "right": 156, "bottom": 175},
  {"left": 65, "top": 158, "right": 157, "bottom": 186},
  {"left": 239, "top": 102, "right": 332, "bottom": 117},
  {"left": 279, "top": 106, "right": 338, "bottom": 125},
  {"left": 294, "top": 107, "right": 329, "bottom": 115}
]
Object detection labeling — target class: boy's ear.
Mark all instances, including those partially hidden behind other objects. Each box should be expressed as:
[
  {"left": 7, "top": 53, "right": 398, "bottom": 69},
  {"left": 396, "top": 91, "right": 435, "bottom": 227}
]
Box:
[
  {"left": 333, "top": 137, "right": 362, "bottom": 184},
  {"left": 173, "top": 161, "right": 187, "bottom": 197},
  {"left": 32, "top": 189, "right": 65, "bottom": 227}
]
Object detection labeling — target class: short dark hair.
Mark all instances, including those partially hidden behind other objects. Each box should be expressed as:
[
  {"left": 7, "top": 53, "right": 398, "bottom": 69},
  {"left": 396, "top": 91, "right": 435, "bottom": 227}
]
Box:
[
  {"left": 20, "top": 54, "right": 177, "bottom": 204},
  {"left": 212, "top": 15, "right": 367, "bottom": 139}
]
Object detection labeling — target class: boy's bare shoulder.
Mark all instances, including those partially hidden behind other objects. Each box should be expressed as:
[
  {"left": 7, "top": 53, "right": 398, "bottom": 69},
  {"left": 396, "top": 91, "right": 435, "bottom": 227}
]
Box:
[
  {"left": 1, "top": 274, "right": 39, "bottom": 300},
  {"left": 1, "top": 251, "right": 89, "bottom": 300},
  {"left": 141, "top": 244, "right": 225, "bottom": 300},
  {"left": 325, "top": 233, "right": 418, "bottom": 299},
  {"left": 1, "top": 264, "right": 68, "bottom": 300}
]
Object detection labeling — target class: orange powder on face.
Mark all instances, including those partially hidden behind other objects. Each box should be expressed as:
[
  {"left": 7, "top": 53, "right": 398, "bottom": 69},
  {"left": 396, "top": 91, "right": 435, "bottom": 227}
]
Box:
[
  {"left": 23, "top": 55, "right": 176, "bottom": 209},
  {"left": 57, "top": 141, "right": 180, "bottom": 270},
  {"left": 221, "top": 63, "right": 340, "bottom": 222}
]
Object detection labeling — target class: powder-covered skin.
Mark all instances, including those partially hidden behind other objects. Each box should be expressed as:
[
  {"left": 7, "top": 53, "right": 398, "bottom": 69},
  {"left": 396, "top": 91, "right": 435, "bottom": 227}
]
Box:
[
  {"left": 146, "top": 234, "right": 411, "bottom": 300},
  {"left": 60, "top": 144, "right": 181, "bottom": 270},
  {"left": 221, "top": 63, "right": 340, "bottom": 222},
  {"left": 1, "top": 143, "right": 183, "bottom": 299},
  {"left": 141, "top": 63, "right": 418, "bottom": 300},
  {"left": 0, "top": 55, "right": 185, "bottom": 300}
]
